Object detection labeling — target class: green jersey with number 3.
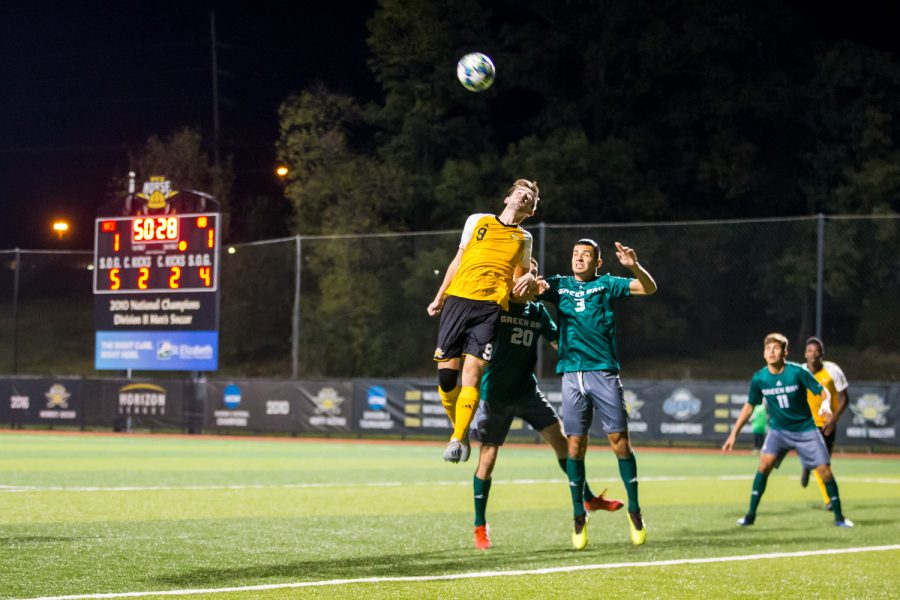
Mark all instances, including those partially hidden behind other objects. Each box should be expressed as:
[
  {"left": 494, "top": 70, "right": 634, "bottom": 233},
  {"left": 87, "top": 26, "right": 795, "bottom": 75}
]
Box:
[
  {"left": 748, "top": 362, "right": 824, "bottom": 432},
  {"left": 480, "top": 301, "right": 557, "bottom": 404},
  {"left": 543, "top": 274, "right": 632, "bottom": 374}
]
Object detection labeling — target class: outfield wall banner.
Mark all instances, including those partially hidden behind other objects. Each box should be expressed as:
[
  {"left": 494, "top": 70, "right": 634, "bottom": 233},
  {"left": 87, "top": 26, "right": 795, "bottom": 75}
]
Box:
[
  {"left": 205, "top": 380, "right": 299, "bottom": 432},
  {"left": 295, "top": 381, "right": 354, "bottom": 433},
  {"left": 1, "top": 376, "right": 898, "bottom": 447},
  {"left": 838, "top": 384, "right": 898, "bottom": 445},
  {"left": 0, "top": 377, "right": 85, "bottom": 426},
  {"left": 398, "top": 380, "right": 452, "bottom": 434},
  {"left": 99, "top": 378, "right": 186, "bottom": 430},
  {"left": 352, "top": 380, "right": 413, "bottom": 435}
]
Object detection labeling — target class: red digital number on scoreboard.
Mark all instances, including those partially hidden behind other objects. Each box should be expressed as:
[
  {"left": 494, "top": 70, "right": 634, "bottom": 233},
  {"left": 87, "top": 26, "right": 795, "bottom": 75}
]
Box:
[{"left": 132, "top": 216, "right": 179, "bottom": 243}]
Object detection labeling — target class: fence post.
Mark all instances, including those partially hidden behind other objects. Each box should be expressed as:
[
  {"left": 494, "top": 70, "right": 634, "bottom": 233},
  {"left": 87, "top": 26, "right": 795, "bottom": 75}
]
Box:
[
  {"left": 536, "top": 221, "right": 546, "bottom": 379},
  {"left": 291, "top": 235, "right": 302, "bottom": 379},
  {"left": 11, "top": 248, "right": 20, "bottom": 374},
  {"left": 815, "top": 213, "right": 825, "bottom": 339}
]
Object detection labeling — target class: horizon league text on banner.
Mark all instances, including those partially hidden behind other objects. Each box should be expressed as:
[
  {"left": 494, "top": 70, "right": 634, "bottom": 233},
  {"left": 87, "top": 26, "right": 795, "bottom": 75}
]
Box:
[
  {"left": 0, "top": 377, "right": 84, "bottom": 426},
  {"left": 99, "top": 379, "right": 186, "bottom": 430},
  {"left": 205, "top": 380, "right": 299, "bottom": 432}
]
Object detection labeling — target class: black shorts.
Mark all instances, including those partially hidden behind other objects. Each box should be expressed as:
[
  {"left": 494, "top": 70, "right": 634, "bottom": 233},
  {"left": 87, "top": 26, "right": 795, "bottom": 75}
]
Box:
[
  {"left": 433, "top": 295, "right": 500, "bottom": 363},
  {"left": 819, "top": 426, "right": 836, "bottom": 455},
  {"left": 471, "top": 388, "right": 560, "bottom": 446}
]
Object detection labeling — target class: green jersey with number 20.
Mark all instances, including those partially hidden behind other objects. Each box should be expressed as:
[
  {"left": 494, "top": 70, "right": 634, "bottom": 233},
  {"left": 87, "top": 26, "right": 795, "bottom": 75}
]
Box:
[
  {"left": 480, "top": 301, "right": 557, "bottom": 404},
  {"left": 543, "top": 274, "right": 632, "bottom": 375},
  {"left": 748, "top": 362, "right": 824, "bottom": 432}
]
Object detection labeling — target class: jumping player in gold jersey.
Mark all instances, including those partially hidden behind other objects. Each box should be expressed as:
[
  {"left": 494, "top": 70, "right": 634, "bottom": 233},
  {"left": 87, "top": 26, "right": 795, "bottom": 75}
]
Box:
[{"left": 427, "top": 179, "right": 541, "bottom": 463}]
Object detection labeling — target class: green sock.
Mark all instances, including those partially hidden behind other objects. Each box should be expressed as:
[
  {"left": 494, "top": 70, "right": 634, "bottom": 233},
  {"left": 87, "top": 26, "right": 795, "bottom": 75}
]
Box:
[
  {"left": 566, "top": 458, "right": 586, "bottom": 517},
  {"left": 749, "top": 471, "right": 768, "bottom": 515},
  {"left": 617, "top": 454, "right": 640, "bottom": 513},
  {"left": 824, "top": 479, "right": 844, "bottom": 521},
  {"left": 559, "top": 458, "right": 594, "bottom": 499},
  {"left": 474, "top": 476, "right": 492, "bottom": 526}
]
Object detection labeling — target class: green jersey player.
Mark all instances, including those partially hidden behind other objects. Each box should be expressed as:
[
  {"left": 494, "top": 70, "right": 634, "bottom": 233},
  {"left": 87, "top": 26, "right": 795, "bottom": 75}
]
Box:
[
  {"left": 723, "top": 333, "right": 853, "bottom": 528},
  {"left": 470, "top": 259, "right": 623, "bottom": 550},
  {"left": 540, "top": 239, "right": 657, "bottom": 550}
]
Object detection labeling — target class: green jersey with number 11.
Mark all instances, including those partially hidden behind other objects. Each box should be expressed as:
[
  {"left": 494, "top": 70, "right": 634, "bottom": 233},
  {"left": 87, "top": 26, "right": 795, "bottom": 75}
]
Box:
[
  {"left": 748, "top": 362, "right": 824, "bottom": 432},
  {"left": 542, "top": 274, "right": 632, "bottom": 374}
]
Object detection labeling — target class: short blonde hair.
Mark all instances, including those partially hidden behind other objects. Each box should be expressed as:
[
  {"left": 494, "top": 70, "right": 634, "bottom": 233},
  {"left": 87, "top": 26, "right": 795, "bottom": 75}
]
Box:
[
  {"left": 507, "top": 179, "right": 540, "bottom": 204},
  {"left": 764, "top": 332, "right": 789, "bottom": 352}
]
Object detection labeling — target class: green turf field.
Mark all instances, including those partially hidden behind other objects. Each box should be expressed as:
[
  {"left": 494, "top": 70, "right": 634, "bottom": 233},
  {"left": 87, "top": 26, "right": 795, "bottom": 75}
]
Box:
[{"left": 0, "top": 432, "right": 898, "bottom": 599}]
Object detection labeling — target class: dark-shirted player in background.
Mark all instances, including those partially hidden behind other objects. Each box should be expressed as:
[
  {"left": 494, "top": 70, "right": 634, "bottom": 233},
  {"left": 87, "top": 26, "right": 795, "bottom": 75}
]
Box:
[
  {"left": 802, "top": 336, "right": 850, "bottom": 509},
  {"left": 427, "top": 179, "right": 540, "bottom": 464},
  {"left": 540, "top": 239, "right": 657, "bottom": 550},
  {"left": 470, "top": 258, "right": 623, "bottom": 550},
  {"left": 722, "top": 333, "right": 854, "bottom": 528}
]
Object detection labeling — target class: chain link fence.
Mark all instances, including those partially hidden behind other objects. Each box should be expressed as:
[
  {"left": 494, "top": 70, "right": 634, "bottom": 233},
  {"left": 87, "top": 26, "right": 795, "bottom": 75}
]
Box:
[{"left": 1, "top": 215, "right": 898, "bottom": 381}]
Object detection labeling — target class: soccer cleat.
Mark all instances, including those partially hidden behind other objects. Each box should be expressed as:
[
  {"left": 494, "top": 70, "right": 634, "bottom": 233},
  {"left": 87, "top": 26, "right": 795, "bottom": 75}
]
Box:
[
  {"left": 835, "top": 518, "right": 854, "bottom": 528},
  {"left": 825, "top": 502, "right": 833, "bottom": 511},
  {"left": 572, "top": 514, "right": 589, "bottom": 550},
  {"left": 443, "top": 439, "right": 462, "bottom": 463},
  {"left": 474, "top": 524, "right": 491, "bottom": 550},
  {"left": 460, "top": 431, "right": 471, "bottom": 463},
  {"left": 583, "top": 488, "right": 624, "bottom": 513},
  {"left": 628, "top": 511, "right": 646, "bottom": 545},
  {"left": 737, "top": 514, "right": 756, "bottom": 527},
  {"left": 800, "top": 468, "right": 810, "bottom": 488}
]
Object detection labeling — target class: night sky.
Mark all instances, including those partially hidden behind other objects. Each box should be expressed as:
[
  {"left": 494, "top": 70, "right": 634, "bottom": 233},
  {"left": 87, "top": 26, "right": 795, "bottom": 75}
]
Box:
[
  {"left": 0, "top": 1, "right": 377, "bottom": 248},
  {"left": 1, "top": 1, "right": 897, "bottom": 249}
]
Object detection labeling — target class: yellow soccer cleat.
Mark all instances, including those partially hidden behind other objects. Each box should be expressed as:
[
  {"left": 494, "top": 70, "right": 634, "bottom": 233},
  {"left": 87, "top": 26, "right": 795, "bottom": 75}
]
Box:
[
  {"left": 572, "top": 514, "right": 589, "bottom": 550},
  {"left": 628, "top": 511, "right": 646, "bottom": 546}
]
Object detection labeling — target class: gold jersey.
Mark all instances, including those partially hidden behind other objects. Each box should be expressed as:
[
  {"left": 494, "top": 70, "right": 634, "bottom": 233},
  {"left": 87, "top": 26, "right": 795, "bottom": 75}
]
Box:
[
  {"left": 445, "top": 213, "right": 532, "bottom": 311},
  {"left": 804, "top": 361, "right": 848, "bottom": 427}
]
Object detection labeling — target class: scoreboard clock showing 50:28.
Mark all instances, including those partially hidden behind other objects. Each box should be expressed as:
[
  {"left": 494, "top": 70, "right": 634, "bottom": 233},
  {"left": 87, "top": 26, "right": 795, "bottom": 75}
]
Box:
[{"left": 93, "top": 213, "right": 219, "bottom": 293}]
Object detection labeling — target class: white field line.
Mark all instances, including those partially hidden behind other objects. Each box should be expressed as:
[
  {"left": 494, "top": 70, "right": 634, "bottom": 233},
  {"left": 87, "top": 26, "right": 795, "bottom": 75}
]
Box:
[
  {"left": 16, "top": 544, "right": 900, "bottom": 600},
  {"left": 0, "top": 475, "right": 898, "bottom": 493}
]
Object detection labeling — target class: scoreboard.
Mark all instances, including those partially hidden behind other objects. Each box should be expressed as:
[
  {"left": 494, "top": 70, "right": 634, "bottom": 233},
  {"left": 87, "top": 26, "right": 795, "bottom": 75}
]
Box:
[
  {"left": 93, "top": 212, "right": 221, "bottom": 371},
  {"left": 94, "top": 214, "right": 219, "bottom": 294}
]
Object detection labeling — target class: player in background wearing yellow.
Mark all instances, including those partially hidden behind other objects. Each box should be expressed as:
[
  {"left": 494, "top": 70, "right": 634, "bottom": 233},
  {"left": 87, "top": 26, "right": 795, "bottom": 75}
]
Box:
[
  {"left": 427, "top": 179, "right": 540, "bottom": 463},
  {"left": 802, "top": 337, "right": 850, "bottom": 509}
]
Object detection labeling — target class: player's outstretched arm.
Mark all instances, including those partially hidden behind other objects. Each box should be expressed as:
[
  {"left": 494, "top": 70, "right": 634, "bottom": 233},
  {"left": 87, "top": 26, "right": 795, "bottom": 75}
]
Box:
[
  {"left": 511, "top": 263, "right": 537, "bottom": 298},
  {"left": 723, "top": 403, "right": 754, "bottom": 452},
  {"left": 817, "top": 387, "right": 834, "bottom": 428},
  {"left": 427, "top": 248, "right": 463, "bottom": 316},
  {"left": 615, "top": 242, "right": 657, "bottom": 296}
]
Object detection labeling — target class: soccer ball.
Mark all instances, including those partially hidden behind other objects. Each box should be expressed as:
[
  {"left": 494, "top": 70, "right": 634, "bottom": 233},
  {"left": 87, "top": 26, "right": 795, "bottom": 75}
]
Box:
[{"left": 457, "top": 52, "right": 495, "bottom": 92}]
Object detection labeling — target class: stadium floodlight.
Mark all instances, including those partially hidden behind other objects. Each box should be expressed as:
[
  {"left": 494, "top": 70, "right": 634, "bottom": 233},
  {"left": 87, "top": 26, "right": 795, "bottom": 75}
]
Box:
[{"left": 52, "top": 220, "right": 70, "bottom": 239}]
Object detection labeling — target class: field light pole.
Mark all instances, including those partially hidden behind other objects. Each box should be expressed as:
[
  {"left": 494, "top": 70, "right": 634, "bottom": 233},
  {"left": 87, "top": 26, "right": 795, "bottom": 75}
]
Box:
[
  {"left": 11, "top": 248, "right": 20, "bottom": 374},
  {"left": 815, "top": 213, "right": 825, "bottom": 339},
  {"left": 291, "top": 235, "right": 302, "bottom": 379}
]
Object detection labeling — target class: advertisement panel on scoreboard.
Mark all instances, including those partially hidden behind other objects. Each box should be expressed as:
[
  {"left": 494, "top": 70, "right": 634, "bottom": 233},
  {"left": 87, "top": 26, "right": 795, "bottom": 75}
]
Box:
[{"left": 93, "top": 205, "right": 221, "bottom": 371}]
